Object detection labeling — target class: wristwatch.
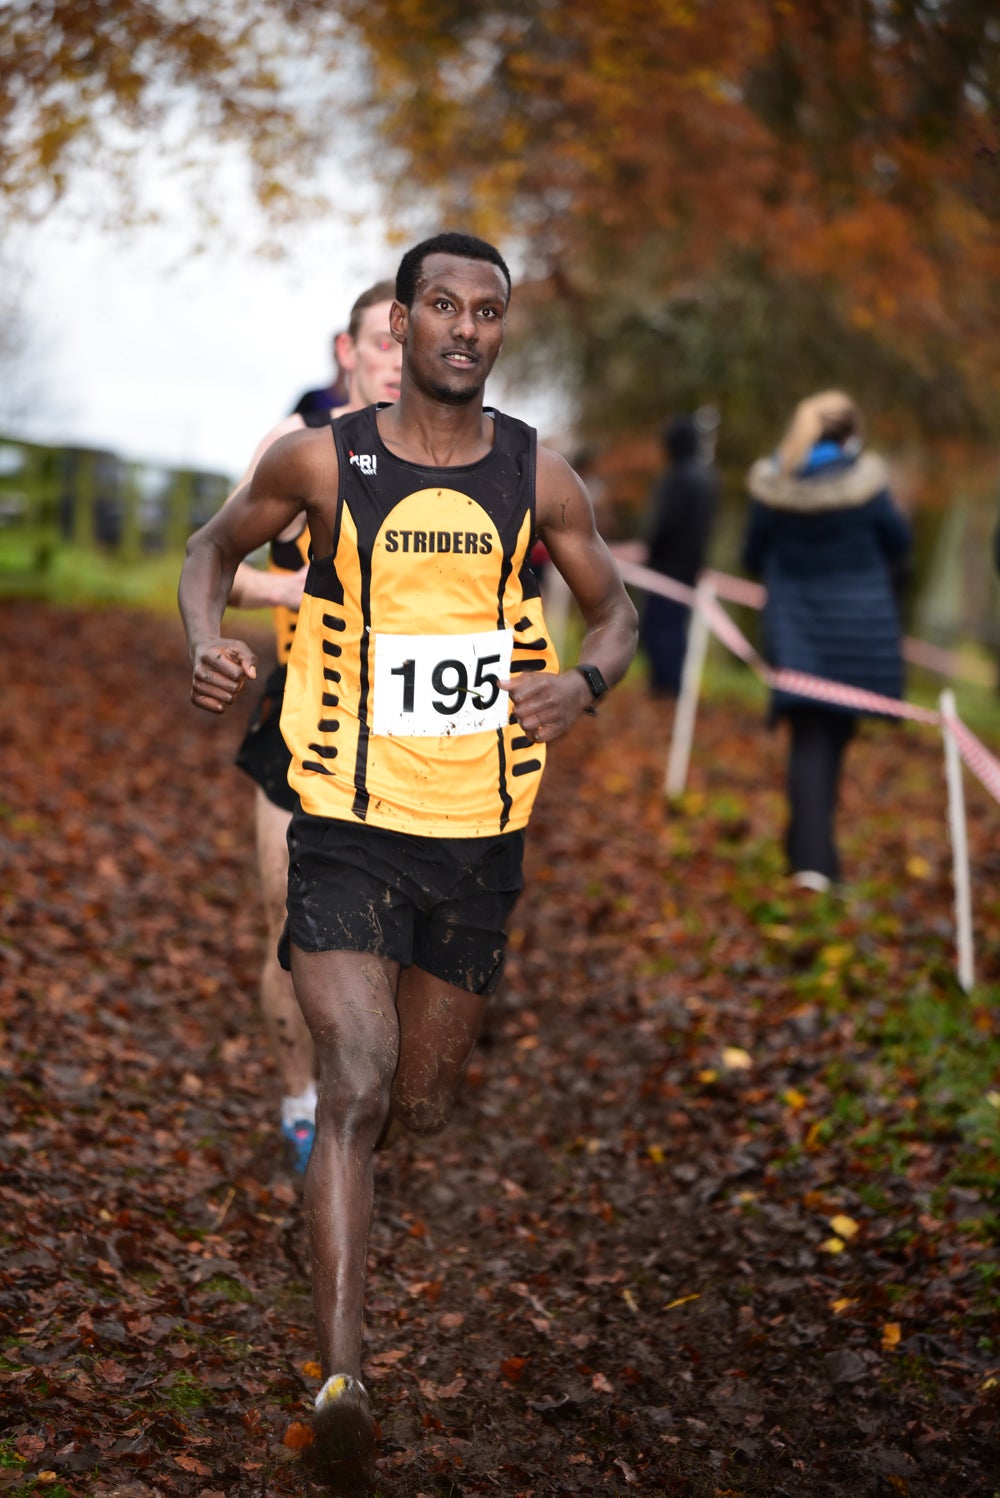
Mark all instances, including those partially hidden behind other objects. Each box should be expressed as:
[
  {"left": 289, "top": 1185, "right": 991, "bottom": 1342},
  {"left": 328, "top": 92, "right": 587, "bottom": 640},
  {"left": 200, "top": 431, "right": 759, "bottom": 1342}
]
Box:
[{"left": 574, "top": 663, "right": 608, "bottom": 705}]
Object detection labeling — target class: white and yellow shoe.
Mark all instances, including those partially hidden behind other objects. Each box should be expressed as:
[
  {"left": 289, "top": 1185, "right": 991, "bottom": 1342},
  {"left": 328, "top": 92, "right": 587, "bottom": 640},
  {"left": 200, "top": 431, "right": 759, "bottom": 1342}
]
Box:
[{"left": 309, "top": 1373, "right": 376, "bottom": 1492}]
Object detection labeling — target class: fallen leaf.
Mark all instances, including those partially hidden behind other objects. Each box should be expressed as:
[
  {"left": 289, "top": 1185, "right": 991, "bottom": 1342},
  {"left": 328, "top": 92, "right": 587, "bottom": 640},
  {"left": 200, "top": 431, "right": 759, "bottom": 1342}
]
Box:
[
  {"left": 282, "top": 1421, "right": 314, "bottom": 1452},
  {"left": 829, "top": 1214, "right": 860, "bottom": 1240},
  {"left": 419, "top": 1374, "right": 467, "bottom": 1400},
  {"left": 722, "top": 1046, "right": 753, "bottom": 1071},
  {"left": 663, "top": 1293, "right": 701, "bottom": 1311},
  {"left": 175, "top": 1454, "right": 212, "bottom": 1475}
]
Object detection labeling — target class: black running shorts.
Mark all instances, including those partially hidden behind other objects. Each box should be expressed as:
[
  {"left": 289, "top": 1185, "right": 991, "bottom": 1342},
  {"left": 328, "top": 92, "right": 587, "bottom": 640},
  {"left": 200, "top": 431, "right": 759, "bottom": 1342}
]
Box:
[
  {"left": 234, "top": 663, "right": 297, "bottom": 813},
  {"left": 281, "top": 811, "right": 525, "bottom": 995}
]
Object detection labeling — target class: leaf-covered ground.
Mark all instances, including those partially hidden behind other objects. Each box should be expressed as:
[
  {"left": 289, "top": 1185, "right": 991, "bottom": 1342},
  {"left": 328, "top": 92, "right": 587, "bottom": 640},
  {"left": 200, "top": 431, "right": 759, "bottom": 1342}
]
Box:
[{"left": 1, "top": 599, "right": 998, "bottom": 1498}]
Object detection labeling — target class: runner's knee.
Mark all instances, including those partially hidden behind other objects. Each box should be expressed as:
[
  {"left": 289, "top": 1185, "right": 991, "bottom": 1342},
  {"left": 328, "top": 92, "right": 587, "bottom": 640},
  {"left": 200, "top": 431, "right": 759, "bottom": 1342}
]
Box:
[
  {"left": 316, "top": 1048, "right": 393, "bottom": 1142},
  {"left": 391, "top": 1081, "right": 458, "bottom": 1136}
]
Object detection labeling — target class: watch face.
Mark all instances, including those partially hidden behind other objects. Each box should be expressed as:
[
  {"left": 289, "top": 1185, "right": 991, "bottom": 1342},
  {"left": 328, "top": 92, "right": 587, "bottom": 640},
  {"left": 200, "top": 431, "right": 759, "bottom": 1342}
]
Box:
[{"left": 579, "top": 664, "right": 607, "bottom": 699}]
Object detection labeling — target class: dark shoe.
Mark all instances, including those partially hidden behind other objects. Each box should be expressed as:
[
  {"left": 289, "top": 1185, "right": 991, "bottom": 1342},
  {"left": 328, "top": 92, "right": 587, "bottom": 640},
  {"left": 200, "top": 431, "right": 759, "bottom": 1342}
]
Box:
[{"left": 307, "top": 1373, "right": 376, "bottom": 1492}]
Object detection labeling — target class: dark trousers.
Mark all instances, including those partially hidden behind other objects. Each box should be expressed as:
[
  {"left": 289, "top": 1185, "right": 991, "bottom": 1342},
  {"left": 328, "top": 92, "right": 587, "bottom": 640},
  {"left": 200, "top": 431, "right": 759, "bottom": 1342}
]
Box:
[
  {"left": 785, "top": 706, "right": 856, "bottom": 881},
  {"left": 640, "top": 593, "right": 690, "bottom": 697}
]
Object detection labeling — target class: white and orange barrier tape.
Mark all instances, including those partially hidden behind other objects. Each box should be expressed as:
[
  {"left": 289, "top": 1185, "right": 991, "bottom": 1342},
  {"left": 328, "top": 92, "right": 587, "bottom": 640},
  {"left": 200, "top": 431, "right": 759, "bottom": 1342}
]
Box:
[
  {"left": 613, "top": 553, "right": 1000, "bottom": 991},
  {"left": 615, "top": 554, "right": 1000, "bottom": 810}
]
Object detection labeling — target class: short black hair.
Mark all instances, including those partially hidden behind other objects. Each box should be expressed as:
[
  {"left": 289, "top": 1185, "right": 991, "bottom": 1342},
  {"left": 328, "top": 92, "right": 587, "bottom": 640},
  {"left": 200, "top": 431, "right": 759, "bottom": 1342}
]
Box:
[{"left": 395, "top": 232, "right": 512, "bottom": 308}]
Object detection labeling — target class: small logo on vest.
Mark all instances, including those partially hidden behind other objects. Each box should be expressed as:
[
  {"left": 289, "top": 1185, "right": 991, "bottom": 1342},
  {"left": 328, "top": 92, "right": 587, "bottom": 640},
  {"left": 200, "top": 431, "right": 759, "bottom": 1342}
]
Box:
[{"left": 349, "top": 450, "right": 377, "bottom": 476}]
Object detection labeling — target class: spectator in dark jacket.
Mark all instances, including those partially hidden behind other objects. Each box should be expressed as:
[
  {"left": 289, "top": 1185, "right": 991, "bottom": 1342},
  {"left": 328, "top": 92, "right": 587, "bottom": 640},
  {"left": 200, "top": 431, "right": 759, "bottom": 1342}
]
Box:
[
  {"left": 639, "top": 415, "right": 719, "bottom": 695},
  {"left": 742, "top": 390, "right": 911, "bottom": 891}
]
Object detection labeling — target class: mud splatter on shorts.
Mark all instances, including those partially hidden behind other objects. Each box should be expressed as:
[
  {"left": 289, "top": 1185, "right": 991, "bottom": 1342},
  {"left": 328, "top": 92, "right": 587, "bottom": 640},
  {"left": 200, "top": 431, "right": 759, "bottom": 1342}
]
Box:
[{"left": 280, "top": 811, "right": 525, "bottom": 995}]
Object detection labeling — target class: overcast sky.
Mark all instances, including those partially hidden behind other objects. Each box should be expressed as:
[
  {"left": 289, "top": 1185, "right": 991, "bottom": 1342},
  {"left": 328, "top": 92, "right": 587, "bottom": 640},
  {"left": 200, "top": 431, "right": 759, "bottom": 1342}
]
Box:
[
  {"left": 4, "top": 188, "right": 395, "bottom": 479},
  {"left": 2, "top": 163, "right": 566, "bottom": 484}
]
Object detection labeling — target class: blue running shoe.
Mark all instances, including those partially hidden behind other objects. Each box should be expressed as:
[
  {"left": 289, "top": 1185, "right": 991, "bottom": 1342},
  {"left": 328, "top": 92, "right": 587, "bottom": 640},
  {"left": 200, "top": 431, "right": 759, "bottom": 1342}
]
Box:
[{"left": 282, "top": 1117, "right": 316, "bottom": 1175}]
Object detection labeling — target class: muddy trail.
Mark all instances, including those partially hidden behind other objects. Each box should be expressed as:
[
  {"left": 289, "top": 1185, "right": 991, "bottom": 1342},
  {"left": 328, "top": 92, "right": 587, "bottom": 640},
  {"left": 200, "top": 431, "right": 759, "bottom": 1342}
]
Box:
[{"left": 1, "top": 599, "right": 998, "bottom": 1498}]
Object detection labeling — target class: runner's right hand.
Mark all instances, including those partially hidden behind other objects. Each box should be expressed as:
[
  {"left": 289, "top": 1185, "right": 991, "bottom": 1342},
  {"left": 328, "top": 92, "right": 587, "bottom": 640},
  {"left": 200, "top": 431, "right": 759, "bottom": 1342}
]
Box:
[{"left": 190, "top": 639, "right": 258, "bottom": 714}]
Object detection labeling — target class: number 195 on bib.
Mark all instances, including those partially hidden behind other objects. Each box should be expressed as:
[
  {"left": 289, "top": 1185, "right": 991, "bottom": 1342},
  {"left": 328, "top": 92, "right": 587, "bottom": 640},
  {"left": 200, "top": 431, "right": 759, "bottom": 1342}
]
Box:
[{"left": 371, "top": 628, "right": 514, "bottom": 737}]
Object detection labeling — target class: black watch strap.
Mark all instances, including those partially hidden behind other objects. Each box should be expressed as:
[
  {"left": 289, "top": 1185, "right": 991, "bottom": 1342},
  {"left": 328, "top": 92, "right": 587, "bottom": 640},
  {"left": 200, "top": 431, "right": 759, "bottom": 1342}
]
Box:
[{"left": 574, "top": 663, "right": 608, "bottom": 702}]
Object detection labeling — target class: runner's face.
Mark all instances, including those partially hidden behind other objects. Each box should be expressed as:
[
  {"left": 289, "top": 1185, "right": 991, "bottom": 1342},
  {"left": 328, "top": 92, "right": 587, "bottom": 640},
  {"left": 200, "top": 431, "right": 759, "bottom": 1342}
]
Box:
[
  {"left": 340, "top": 301, "right": 402, "bottom": 407},
  {"left": 393, "top": 253, "right": 508, "bottom": 405}
]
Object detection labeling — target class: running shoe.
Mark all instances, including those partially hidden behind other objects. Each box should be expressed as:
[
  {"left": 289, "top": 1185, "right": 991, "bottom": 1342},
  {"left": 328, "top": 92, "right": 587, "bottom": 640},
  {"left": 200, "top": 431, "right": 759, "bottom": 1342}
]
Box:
[
  {"left": 791, "top": 869, "right": 832, "bottom": 893},
  {"left": 308, "top": 1373, "right": 376, "bottom": 1491},
  {"left": 281, "top": 1117, "right": 316, "bottom": 1175}
]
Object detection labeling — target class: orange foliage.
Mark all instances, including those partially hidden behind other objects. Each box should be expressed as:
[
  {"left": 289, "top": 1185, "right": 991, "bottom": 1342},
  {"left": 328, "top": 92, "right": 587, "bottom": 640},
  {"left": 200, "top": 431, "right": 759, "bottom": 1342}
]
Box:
[
  {"left": 334, "top": 0, "right": 1000, "bottom": 427},
  {"left": 5, "top": 0, "right": 997, "bottom": 441}
]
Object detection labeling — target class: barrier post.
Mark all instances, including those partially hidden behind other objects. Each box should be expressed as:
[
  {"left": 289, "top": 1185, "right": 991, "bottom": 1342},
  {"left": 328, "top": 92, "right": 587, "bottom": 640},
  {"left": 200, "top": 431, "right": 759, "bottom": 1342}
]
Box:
[
  {"left": 940, "top": 689, "right": 975, "bottom": 992},
  {"left": 666, "top": 580, "right": 714, "bottom": 800}
]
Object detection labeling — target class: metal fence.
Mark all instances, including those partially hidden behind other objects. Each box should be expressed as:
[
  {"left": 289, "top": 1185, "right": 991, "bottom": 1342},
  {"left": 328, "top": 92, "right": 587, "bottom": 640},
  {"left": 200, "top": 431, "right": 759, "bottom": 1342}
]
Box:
[{"left": 0, "top": 432, "right": 232, "bottom": 570}]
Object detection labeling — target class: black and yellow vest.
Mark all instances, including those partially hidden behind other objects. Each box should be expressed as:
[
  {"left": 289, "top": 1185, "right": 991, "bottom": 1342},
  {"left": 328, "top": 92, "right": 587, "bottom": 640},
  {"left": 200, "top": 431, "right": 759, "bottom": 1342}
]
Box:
[
  {"left": 270, "top": 528, "right": 310, "bottom": 664},
  {"left": 270, "top": 408, "right": 329, "bottom": 662},
  {"left": 280, "top": 405, "right": 558, "bottom": 836}
]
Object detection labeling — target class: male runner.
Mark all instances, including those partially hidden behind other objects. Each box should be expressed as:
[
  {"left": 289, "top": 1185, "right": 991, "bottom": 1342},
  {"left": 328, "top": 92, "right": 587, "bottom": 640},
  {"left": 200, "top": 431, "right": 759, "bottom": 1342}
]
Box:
[
  {"left": 222, "top": 280, "right": 401, "bottom": 1173},
  {"left": 178, "top": 232, "right": 638, "bottom": 1490}
]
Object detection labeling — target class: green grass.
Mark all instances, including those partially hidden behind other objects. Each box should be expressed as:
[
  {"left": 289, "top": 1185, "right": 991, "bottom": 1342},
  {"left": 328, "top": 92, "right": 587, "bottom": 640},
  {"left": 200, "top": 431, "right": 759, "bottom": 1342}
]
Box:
[
  {"left": 0, "top": 1445, "right": 73, "bottom": 1497},
  {"left": 0, "top": 1441, "right": 26, "bottom": 1468},
  {"left": 0, "top": 537, "right": 277, "bottom": 628},
  {"left": 199, "top": 1273, "right": 256, "bottom": 1304},
  {"left": 0, "top": 537, "right": 188, "bottom": 613},
  {"left": 160, "top": 1368, "right": 212, "bottom": 1411}
]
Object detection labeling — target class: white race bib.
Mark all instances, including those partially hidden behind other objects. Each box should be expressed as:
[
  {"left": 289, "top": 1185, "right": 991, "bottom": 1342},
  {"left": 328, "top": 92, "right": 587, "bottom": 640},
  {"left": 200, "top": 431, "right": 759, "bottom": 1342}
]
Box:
[{"left": 371, "top": 628, "right": 513, "bottom": 737}]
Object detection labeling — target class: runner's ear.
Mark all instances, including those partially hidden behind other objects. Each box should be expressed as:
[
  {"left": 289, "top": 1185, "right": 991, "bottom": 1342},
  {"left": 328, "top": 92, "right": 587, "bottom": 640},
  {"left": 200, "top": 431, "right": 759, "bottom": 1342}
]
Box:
[{"left": 389, "top": 300, "right": 408, "bottom": 346}]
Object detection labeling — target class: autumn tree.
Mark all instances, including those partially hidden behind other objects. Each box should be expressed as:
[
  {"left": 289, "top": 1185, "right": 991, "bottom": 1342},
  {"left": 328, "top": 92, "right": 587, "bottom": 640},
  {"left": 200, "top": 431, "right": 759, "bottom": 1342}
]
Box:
[
  {"left": 0, "top": 0, "right": 340, "bottom": 225},
  {"left": 4, "top": 1, "right": 999, "bottom": 506},
  {"left": 322, "top": 0, "right": 999, "bottom": 480}
]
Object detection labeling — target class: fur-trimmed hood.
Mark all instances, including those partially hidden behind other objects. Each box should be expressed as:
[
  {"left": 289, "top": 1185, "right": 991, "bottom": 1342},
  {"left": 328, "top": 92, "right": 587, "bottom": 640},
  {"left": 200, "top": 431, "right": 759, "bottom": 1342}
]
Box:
[{"left": 746, "top": 450, "right": 889, "bottom": 514}]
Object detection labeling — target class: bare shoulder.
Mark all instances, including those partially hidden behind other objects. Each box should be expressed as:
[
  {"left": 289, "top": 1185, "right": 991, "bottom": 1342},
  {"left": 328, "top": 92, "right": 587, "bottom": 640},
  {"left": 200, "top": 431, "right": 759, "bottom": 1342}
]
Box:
[{"left": 253, "top": 420, "right": 339, "bottom": 495}]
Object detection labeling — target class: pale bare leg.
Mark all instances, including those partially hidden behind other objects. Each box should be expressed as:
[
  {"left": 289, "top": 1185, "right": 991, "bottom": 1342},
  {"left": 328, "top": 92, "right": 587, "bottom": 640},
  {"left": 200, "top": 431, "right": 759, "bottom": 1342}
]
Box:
[{"left": 254, "top": 788, "right": 316, "bottom": 1099}]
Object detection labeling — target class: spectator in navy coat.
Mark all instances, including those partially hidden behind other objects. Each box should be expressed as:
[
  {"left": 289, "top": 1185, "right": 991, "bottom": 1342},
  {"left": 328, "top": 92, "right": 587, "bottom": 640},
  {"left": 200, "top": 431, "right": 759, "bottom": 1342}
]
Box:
[
  {"left": 742, "top": 390, "right": 912, "bottom": 891},
  {"left": 639, "top": 415, "right": 719, "bottom": 695}
]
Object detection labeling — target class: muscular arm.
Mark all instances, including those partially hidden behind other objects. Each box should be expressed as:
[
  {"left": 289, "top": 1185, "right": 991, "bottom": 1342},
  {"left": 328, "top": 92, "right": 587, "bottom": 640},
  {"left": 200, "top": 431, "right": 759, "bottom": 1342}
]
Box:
[
  {"left": 178, "top": 428, "right": 334, "bottom": 713},
  {"left": 223, "top": 414, "right": 308, "bottom": 613},
  {"left": 504, "top": 446, "right": 638, "bottom": 743}
]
